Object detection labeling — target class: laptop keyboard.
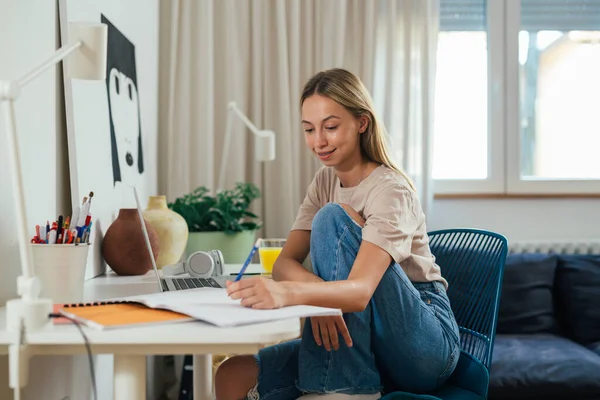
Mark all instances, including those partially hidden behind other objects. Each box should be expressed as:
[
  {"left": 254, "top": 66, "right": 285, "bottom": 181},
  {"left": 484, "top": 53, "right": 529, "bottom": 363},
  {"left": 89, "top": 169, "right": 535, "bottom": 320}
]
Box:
[{"left": 171, "top": 277, "right": 221, "bottom": 290}]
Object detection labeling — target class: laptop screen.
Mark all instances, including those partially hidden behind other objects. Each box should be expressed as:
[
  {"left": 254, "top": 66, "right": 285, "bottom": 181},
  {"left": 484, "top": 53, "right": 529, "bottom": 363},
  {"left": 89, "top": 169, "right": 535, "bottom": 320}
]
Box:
[{"left": 132, "top": 186, "right": 165, "bottom": 292}]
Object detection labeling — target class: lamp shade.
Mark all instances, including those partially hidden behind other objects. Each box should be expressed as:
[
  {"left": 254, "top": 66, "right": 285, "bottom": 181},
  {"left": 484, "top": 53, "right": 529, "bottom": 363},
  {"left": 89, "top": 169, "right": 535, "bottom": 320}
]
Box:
[
  {"left": 254, "top": 130, "right": 276, "bottom": 162},
  {"left": 68, "top": 22, "right": 107, "bottom": 80}
]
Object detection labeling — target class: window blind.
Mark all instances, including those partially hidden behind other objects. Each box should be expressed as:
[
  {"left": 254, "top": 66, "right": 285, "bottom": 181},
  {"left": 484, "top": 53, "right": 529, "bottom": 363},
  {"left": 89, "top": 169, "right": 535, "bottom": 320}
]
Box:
[
  {"left": 440, "top": 0, "right": 486, "bottom": 31},
  {"left": 440, "top": 0, "right": 600, "bottom": 31},
  {"left": 521, "top": 0, "right": 600, "bottom": 31}
]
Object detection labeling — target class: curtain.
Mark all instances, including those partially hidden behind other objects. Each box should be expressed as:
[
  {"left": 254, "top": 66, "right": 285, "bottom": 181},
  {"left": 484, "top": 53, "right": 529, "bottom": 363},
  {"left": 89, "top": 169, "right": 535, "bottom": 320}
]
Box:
[
  {"left": 158, "top": 0, "right": 439, "bottom": 239},
  {"left": 372, "top": 0, "right": 438, "bottom": 216}
]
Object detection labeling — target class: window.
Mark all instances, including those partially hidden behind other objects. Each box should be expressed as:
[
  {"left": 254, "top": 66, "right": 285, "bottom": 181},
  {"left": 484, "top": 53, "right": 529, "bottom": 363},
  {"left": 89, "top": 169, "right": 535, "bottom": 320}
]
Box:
[
  {"left": 433, "top": 30, "right": 488, "bottom": 180},
  {"left": 519, "top": 30, "right": 600, "bottom": 180},
  {"left": 433, "top": 0, "right": 600, "bottom": 195}
]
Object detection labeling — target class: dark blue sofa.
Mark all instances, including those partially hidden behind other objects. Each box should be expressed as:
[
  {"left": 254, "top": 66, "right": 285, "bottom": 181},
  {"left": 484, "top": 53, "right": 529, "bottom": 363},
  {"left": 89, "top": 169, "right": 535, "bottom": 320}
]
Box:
[{"left": 488, "top": 253, "right": 600, "bottom": 400}]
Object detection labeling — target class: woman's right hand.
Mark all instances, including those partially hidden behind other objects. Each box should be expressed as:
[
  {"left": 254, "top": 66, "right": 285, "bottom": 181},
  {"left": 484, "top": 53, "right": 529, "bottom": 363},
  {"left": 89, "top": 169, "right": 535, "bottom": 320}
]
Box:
[{"left": 311, "top": 315, "right": 353, "bottom": 351}]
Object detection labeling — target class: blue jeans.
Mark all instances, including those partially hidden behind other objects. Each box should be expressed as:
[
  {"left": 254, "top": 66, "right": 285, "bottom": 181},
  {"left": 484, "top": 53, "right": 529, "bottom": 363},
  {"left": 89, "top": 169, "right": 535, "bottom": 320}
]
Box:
[{"left": 253, "top": 203, "right": 460, "bottom": 399}]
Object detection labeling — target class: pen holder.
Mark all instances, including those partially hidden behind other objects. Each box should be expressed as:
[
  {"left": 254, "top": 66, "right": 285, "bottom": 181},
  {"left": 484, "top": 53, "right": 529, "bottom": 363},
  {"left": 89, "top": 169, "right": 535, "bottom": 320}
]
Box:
[{"left": 31, "top": 243, "right": 90, "bottom": 304}]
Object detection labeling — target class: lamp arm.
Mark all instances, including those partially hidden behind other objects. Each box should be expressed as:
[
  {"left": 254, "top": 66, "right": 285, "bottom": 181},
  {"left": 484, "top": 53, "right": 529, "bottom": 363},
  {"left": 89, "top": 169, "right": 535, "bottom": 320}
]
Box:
[
  {"left": 217, "top": 102, "right": 262, "bottom": 191},
  {"left": 1, "top": 100, "right": 34, "bottom": 286},
  {"left": 217, "top": 103, "right": 236, "bottom": 192},
  {"left": 0, "top": 41, "right": 82, "bottom": 296},
  {"left": 0, "top": 41, "right": 82, "bottom": 102},
  {"left": 229, "top": 102, "right": 261, "bottom": 136},
  {"left": 17, "top": 41, "right": 82, "bottom": 90}
]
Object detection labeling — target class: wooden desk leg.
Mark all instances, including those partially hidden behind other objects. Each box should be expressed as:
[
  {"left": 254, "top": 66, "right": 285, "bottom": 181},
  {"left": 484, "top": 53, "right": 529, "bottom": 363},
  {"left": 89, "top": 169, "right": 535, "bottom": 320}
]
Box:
[
  {"left": 114, "top": 355, "right": 146, "bottom": 400},
  {"left": 193, "top": 354, "right": 213, "bottom": 400}
]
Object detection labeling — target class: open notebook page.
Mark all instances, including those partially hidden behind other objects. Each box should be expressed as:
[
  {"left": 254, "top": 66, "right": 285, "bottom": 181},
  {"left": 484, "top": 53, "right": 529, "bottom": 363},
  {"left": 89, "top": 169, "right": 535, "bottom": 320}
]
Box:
[{"left": 112, "top": 288, "right": 341, "bottom": 327}]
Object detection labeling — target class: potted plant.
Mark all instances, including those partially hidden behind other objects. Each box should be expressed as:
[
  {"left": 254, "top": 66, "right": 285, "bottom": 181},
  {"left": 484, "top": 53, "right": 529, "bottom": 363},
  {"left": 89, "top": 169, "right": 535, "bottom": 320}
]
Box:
[{"left": 168, "top": 182, "right": 262, "bottom": 263}]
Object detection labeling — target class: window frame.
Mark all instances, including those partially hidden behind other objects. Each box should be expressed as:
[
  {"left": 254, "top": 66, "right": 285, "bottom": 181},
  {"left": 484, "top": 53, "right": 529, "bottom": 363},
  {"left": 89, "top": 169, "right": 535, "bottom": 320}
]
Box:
[
  {"left": 505, "top": 0, "right": 600, "bottom": 195},
  {"left": 434, "top": 0, "right": 600, "bottom": 195}
]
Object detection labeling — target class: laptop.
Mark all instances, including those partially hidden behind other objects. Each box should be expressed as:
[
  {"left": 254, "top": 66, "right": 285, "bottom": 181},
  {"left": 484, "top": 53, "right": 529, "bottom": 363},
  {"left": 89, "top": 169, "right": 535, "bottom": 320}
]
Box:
[{"left": 133, "top": 187, "right": 231, "bottom": 292}]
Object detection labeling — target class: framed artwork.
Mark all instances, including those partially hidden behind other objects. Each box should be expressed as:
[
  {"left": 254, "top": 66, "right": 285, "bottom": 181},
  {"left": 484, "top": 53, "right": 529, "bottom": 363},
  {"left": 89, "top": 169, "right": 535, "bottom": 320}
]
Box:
[{"left": 59, "top": 0, "right": 159, "bottom": 278}]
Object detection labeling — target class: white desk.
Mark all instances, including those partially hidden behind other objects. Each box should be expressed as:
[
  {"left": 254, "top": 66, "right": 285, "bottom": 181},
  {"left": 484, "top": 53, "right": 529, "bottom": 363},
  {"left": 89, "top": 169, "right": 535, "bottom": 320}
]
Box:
[{"left": 0, "top": 264, "right": 300, "bottom": 400}]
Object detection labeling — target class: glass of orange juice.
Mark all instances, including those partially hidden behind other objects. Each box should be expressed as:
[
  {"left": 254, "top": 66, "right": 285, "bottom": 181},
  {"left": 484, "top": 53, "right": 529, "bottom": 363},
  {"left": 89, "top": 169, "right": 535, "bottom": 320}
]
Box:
[{"left": 258, "top": 238, "right": 286, "bottom": 274}]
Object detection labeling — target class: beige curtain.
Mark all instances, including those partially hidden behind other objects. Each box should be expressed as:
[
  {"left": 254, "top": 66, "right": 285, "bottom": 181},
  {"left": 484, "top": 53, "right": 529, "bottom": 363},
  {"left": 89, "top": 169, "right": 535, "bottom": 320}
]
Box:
[
  {"left": 158, "top": 0, "right": 439, "bottom": 239},
  {"left": 372, "top": 0, "right": 439, "bottom": 215}
]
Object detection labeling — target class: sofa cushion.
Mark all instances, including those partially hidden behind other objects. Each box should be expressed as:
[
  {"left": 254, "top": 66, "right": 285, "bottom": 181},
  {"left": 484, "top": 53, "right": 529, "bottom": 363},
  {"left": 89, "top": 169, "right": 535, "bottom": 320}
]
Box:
[
  {"left": 588, "top": 341, "right": 600, "bottom": 356},
  {"left": 496, "top": 254, "right": 559, "bottom": 334},
  {"left": 555, "top": 255, "right": 600, "bottom": 345},
  {"left": 489, "top": 334, "right": 600, "bottom": 399}
]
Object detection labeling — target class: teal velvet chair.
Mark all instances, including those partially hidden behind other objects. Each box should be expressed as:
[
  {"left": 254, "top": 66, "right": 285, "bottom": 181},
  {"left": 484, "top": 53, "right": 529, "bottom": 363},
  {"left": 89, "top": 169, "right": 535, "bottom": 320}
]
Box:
[{"left": 381, "top": 229, "right": 508, "bottom": 400}]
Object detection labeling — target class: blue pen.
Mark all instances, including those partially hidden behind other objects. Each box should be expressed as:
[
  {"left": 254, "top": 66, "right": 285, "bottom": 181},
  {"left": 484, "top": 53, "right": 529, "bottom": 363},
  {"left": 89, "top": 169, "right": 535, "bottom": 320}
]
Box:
[
  {"left": 83, "top": 221, "right": 93, "bottom": 243},
  {"left": 234, "top": 239, "right": 262, "bottom": 282}
]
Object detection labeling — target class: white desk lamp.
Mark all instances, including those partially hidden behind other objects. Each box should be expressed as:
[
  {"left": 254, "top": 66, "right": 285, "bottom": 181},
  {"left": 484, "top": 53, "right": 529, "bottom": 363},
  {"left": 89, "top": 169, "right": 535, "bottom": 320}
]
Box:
[
  {"left": 217, "top": 101, "right": 276, "bottom": 191},
  {"left": 0, "top": 22, "right": 107, "bottom": 394}
]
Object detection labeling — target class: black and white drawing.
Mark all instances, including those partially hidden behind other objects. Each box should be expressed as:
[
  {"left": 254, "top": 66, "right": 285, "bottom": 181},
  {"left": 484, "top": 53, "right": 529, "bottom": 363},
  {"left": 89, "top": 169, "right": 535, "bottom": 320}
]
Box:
[
  {"left": 60, "top": 0, "right": 158, "bottom": 279},
  {"left": 102, "top": 14, "right": 144, "bottom": 187}
]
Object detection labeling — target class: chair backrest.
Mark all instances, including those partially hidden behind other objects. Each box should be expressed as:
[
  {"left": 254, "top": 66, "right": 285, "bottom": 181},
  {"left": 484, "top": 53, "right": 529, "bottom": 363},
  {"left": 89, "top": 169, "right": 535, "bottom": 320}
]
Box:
[{"left": 428, "top": 228, "right": 508, "bottom": 369}]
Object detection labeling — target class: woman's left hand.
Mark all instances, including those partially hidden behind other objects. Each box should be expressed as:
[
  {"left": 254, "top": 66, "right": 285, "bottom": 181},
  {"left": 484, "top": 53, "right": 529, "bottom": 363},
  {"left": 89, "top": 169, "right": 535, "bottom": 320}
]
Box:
[{"left": 226, "top": 278, "right": 289, "bottom": 309}]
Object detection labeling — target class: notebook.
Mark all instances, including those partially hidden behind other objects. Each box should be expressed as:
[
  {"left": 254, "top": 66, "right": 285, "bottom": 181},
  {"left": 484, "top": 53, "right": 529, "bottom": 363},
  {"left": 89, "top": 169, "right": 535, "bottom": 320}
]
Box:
[
  {"left": 59, "top": 302, "right": 193, "bottom": 330},
  {"left": 58, "top": 287, "right": 342, "bottom": 329}
]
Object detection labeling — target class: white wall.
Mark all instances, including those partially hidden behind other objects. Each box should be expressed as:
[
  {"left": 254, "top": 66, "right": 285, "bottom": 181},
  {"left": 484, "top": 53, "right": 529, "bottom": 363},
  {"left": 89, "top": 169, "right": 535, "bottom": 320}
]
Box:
[
  {"left": 428, "top": 198, "right": 599, "bottom": 242},
  {"left": 0, "top": 1, "right": 60, "bottom": 397},
  {"left": 0, "top": 0, "right": 59, "bottom": 306},
  {"left": 0, "top": 1, "right": 102, "bottom": 399}
]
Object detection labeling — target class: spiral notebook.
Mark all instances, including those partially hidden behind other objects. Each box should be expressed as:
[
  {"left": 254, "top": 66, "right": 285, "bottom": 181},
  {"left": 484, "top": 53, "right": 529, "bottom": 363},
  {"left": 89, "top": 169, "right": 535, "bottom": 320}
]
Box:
[
  {"left": 58, "top": 287, "right": 341, "bottom": 330},
  {"left": 58, "top": 301, "right": 194, "bottom": 330}
]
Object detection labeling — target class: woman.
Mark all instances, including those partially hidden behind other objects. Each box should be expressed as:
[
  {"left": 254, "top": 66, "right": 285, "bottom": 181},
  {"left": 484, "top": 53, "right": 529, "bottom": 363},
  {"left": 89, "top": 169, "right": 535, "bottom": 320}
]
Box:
[{"left": 215, "top": 68, "right": 460, "bottom": 400}]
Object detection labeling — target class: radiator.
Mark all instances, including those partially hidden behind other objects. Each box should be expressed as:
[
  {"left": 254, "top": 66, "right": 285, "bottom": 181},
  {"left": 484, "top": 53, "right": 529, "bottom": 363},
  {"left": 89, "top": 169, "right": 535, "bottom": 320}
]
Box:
[{"left": 509, "top": 240, "right": 600, "bottom": 255}]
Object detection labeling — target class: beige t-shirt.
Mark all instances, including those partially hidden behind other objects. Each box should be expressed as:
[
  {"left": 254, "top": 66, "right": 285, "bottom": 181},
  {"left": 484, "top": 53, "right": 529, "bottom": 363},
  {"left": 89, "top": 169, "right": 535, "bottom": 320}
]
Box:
[{"left": 292, "top": 164, "right": 448, "bottom": 288}]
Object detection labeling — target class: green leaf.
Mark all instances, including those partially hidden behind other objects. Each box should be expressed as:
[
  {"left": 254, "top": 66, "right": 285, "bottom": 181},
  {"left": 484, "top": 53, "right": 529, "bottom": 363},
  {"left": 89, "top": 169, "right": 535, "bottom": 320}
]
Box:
[{"left": 168, "top": 182, "right": 262, "bottom": 233}]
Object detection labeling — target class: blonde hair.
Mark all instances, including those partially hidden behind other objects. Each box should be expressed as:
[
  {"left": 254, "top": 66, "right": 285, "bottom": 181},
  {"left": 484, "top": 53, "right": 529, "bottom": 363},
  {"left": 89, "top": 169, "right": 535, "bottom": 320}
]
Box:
[{"left": 300, "top": 68, "right": 416, "bottom": 191}]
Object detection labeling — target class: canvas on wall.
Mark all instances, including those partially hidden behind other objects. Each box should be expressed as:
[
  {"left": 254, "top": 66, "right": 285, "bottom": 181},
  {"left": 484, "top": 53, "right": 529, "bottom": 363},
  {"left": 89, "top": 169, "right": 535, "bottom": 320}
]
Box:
[{"left": 59, "top": 0, "right": 159, "bottom": 278}]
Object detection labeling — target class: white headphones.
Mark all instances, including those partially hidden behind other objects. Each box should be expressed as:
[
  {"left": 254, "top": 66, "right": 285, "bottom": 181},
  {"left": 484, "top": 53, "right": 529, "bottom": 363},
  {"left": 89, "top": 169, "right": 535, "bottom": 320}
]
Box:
[{"left": 162, "top": 249, "right": 224, "bottom": 278}]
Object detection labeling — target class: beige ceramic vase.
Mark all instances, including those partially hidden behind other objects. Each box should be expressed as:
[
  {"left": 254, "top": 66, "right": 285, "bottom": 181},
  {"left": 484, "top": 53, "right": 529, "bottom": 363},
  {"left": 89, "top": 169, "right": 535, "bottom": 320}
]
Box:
[{"left": 143, "top": 195, "right": 189, "bottom": 268}]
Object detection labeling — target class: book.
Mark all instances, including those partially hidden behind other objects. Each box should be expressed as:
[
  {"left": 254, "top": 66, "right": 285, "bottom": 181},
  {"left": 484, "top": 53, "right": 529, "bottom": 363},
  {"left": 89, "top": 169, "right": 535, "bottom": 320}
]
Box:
[
  {"left": 58, "top": 287, "right": 341, "bottom": 330},
  {"left": 59, "top": 302, "right": 193, "bottom": 330}
]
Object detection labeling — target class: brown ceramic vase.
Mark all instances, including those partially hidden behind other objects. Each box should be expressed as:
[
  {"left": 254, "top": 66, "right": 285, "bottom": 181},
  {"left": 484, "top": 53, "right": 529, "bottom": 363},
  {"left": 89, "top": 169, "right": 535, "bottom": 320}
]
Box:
[{"left": 102, "top": 208, "right": 160, "bottom": 275}]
